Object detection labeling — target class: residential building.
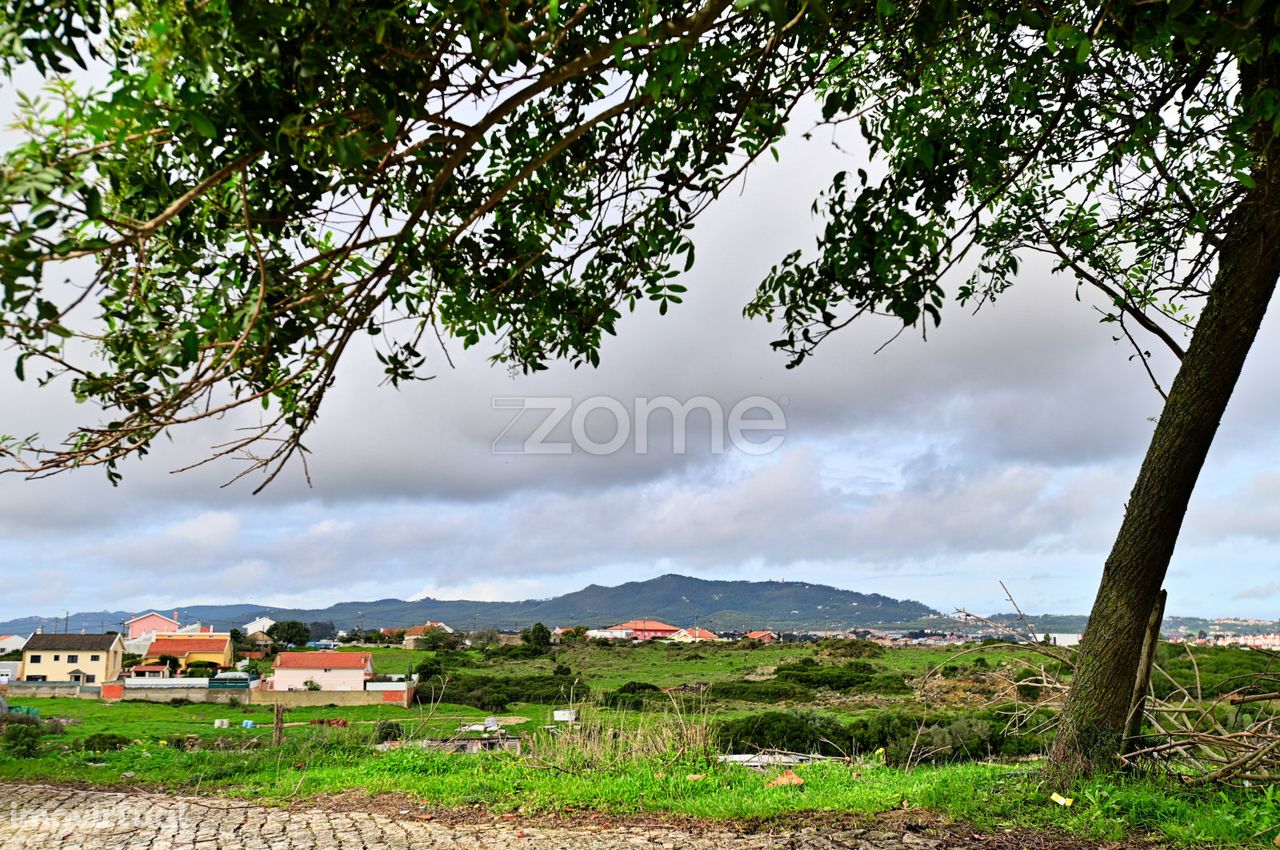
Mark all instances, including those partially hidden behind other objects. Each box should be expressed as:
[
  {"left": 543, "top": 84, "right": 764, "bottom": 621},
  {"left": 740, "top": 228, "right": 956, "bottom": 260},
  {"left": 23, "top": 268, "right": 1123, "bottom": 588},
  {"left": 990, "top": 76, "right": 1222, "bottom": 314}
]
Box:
[
  {"left": 128, "top": 665, "right": 172, "bottom": 679},
  {"left": 606, "top": 620, "right": 680, "bottom": 640},
  {"left": 0, "top": 661, "right": 19, "bottom": 683},
  {"left": 585, "top": 628, "right": 634, "bottom": 640},
  {"left": 0, "top": 634, "right": 27, "bottom": 653},
  {"left": 670, "top": 628, "right": 720, "bottom": 643},
  {"left": 270, "top": 651, "right": 373, "bottom": 691},
  {"left": 20, "top": 633, "right": 124, "bottom": 684},
  {"left": 124, "top": 611, "right": 180, "bottom": 641},
  {"left": 746, "top": 631, "right": 778, "bottom": 643},
  {"left": 243, "top": 616, "right": 277, "bottom": 635},
  {"left": 142, "top": 634, "right": 234, "bottom": 672},
  {"left": 404, "top": 621, "right": 454, "bottom": 636},
  {"left": 245, "top": 630, "right": 274, "bottom": 649}
]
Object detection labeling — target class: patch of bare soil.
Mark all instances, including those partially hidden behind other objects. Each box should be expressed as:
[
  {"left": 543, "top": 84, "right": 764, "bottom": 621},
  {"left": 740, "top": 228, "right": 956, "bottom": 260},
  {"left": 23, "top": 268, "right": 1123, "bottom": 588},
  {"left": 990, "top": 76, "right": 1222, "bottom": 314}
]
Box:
[{"left": 299, "top": 789, "right": 1164, "bottom": 848}]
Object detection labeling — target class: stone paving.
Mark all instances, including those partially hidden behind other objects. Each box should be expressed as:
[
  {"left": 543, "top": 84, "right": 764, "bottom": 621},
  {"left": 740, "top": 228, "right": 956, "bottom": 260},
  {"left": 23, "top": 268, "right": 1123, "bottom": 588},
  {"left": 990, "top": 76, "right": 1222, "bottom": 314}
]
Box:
[{"left": 0, "top": 783, "right": 969, "bottom": 850}]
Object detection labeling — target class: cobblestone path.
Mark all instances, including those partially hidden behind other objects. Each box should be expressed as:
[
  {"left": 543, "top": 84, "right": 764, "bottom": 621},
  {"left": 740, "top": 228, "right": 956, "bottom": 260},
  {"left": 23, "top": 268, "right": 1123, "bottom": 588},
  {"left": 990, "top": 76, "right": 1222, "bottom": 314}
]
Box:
[{"left": 0, "top": 783, "right": 1100, "bottom": 850}]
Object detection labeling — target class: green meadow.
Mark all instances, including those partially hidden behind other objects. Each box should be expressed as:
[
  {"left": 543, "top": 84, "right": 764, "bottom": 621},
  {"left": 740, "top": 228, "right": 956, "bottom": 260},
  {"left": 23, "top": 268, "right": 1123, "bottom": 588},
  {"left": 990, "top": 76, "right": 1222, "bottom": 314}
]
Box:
[{"left": 2, "top": 642, "right": 1278, "bottom": 847}]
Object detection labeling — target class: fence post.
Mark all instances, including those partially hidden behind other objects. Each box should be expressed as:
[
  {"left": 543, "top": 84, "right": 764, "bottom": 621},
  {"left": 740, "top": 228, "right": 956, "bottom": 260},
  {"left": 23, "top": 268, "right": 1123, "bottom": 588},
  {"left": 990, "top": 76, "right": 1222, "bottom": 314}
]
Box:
[{"left": 273, "top": 701, "right": 284, "bottom": 746}]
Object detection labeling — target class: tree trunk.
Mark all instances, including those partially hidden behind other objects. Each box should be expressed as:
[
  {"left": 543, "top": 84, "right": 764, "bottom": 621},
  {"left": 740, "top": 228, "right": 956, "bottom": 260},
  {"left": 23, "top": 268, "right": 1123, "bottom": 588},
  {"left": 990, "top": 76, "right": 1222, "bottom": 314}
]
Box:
[
  {"left": 1049, "top": 143, "right": 1280, "bottom": 775},
  {"left": 1123, "top": 588, "right": 1166, "bottom": 753}
]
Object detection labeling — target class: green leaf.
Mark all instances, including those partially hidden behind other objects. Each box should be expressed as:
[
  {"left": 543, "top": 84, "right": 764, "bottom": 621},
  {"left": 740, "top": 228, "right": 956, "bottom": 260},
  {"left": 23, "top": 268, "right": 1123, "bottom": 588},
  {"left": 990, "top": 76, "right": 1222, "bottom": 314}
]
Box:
[{"left": 188, "top": 113, "right": 217, "bottom": 140}]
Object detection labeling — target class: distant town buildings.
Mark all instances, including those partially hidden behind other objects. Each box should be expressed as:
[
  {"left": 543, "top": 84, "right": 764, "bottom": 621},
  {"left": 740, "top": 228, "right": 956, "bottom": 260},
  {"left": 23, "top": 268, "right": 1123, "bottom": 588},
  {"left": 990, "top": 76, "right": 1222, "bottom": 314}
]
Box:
[{"left": 1169, "top": 631, "right": 1280, "bottom": 650}]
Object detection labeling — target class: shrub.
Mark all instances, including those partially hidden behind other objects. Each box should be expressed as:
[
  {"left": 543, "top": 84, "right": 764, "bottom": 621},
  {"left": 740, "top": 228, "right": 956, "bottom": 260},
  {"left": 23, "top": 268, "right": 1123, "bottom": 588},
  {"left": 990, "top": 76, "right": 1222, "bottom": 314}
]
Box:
[
  {"left": 483, "top": 643, "right": 546, "bottom": 661},
  {"left": 855, "top": 673, "right": 912, "bottom": 695},
  {"left": 421, "top": 673, "right": 584, "bottom": 711},
  {"left": 706, "top": 679, "right": 814, "bottom": 703},
  {"left": 715, "top": 710, "right": 855, "bottom": 756},
  {"left": 0, "top": 713, "right": 40, "bottom": 731},
  {"left": 0, "top": 723, "right": 42, "bottom": 757},
  {"left": 602, "top": 681, "right": 664, "bottom": 710},
  {"left": 616, "top": 681, "right": 661, "bottom": 694},
  {"left": 414, "top": 658, "right": 444, "bottom": 680},
  {"left": 1013, "top": 667, "right": 1043, "bottom": 702},
  {"left": 82, "top": 732, "right": 131, "bottom": 752},
  {"left": 774, "top": 660, "right": 879, "bottom": 691},
  {"left": 374, "top": 721, "right": 403, "bottom": 743}
]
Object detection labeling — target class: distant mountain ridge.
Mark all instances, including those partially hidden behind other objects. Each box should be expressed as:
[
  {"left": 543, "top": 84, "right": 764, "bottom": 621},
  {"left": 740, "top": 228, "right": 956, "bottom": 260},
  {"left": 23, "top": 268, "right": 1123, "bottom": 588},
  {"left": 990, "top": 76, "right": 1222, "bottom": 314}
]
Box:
[{"left": 0, "top": 574, "right": 938, "bottom": 635}]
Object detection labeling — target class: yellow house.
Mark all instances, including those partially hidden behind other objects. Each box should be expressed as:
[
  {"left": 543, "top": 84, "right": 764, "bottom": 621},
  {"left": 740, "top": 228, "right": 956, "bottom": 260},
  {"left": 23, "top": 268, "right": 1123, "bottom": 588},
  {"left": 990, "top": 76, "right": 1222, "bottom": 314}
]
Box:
[
  {"left": 20, "top": 633, "right": 124, "bottom": 684},
  {"left": 142, "top": 634, "right": 234, "bottom": 672}
]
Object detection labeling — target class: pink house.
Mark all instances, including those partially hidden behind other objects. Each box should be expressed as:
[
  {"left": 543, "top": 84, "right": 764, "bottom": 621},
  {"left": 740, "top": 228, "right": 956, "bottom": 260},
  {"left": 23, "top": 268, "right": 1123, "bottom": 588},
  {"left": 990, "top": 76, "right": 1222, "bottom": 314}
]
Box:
[
  {"left": 125, "top": 611, "right": 180, "bottom": 640},
  {"left": 270, "top": 651, "right": 373, "bottom": 691}
]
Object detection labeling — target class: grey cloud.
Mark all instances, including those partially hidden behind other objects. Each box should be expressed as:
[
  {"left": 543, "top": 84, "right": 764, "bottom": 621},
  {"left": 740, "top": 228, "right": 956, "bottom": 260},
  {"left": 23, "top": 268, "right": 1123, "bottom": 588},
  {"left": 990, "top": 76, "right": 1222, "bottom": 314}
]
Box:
[
  {"left": 1, "top": 94, "right": 1279, "bottom": 621},
  {"left": 1233, "top": 582, "right": 1280, "bottom": 601}
]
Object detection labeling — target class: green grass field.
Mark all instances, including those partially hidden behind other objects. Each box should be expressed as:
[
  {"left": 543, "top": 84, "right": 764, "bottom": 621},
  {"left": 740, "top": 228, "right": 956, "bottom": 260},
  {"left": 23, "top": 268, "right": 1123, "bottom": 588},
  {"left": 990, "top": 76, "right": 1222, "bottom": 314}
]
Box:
[
  {"left": 1, "top": 702, "right": 1277, "bottom": 847},
  {"left": 346, "top": 639, "right": 1044, "bottom": 690},
  {"left": 2, "top": 642, "right": 1276, "bottom": 846}
]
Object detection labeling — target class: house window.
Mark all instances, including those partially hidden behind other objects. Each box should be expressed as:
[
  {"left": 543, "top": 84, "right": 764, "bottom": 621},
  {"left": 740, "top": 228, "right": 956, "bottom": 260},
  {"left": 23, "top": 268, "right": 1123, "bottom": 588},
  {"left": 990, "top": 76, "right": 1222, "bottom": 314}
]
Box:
[
  {"left": 85, "top": 675, "right": 96, "bottom": 683},
  {"left": 28, "top": 654, "right": 41, "bottom": 663},
  {"left": 67, "top": 654, "right": 79, "bottom": 663},
  {"left": 53, "top": 654, "right": 60, "bottom": 661},
  {"left": 90, "top": 654, "right": 101, "bottom": 661},
  {"left": 26, "top": 675, "right": 46, "bottom": 682}
]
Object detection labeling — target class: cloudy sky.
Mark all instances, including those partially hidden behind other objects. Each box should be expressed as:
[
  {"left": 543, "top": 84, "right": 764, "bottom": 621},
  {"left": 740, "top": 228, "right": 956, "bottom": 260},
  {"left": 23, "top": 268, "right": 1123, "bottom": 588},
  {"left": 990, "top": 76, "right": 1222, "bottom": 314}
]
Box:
[{"left": 2, "top": 93, "right": 1278, "bottom": 626}]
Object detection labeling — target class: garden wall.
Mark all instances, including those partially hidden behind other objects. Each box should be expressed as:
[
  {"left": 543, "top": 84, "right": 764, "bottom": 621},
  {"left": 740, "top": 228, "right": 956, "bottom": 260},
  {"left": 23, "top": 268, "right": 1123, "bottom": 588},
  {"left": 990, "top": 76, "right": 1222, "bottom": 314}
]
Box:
[
  {"left": 250, "top": 688, "right": 412, "bottom": 708},
  {"left": 1, "top": 682, "right": 96, "bottom": 700}
]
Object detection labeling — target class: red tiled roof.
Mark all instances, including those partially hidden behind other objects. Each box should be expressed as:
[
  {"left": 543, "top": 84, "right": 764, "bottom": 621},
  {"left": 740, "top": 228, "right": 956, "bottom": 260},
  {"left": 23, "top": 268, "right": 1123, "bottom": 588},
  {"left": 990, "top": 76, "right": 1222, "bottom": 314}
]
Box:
[
  {"left": 607, "top": 620, "right": 679, "bottom": 632},
  {"left": 746, "top": 631, "right": 776, "bottom": 639},
  {"left": 240, "top": 651, "right": 266, "bottom": 660},
  {"left": 404, "top": 622, "right": 448, "bottom": 637},
  {"left": 144, "top": 636, "right": 230, "bottom": 657},
  {"left": 677, "top": 628, "right": 719, "bottom": 640},
  {"left": 274, "top": 651, "right": 371, "bottom": 670}
]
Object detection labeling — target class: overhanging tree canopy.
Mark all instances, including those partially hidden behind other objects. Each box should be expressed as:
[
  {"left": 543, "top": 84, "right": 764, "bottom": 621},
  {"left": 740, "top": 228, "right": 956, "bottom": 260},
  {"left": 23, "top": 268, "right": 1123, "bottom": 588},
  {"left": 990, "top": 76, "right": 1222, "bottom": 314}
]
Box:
[
  {"left": 1, "top": 0, "right": 843, "bottom": 485},
  {"left": 3, "top": 0, "right": 1279, "bottom": 776}
]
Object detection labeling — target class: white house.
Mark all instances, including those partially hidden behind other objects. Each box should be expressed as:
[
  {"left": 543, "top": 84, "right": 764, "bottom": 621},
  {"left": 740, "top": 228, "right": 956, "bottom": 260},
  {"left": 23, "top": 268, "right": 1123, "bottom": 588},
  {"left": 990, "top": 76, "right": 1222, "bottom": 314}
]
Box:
[
  {"left": 0, "top": 635, "right": 28, "bottom": 654},
  {"left": 585, "top": 628, "right": 633, "bottom": 640},
  {"left": 243, "top": 616, "right": 277, "bottom": 635},
  {"left": 269, "top": 651, "right": 373, "bottom": 691}
]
